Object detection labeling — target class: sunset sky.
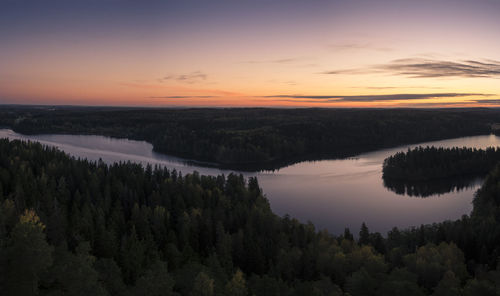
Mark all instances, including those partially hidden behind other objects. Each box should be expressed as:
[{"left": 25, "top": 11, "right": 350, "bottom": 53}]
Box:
[{"left": 1, "top": 0, "right": 500, "bottom": 107}]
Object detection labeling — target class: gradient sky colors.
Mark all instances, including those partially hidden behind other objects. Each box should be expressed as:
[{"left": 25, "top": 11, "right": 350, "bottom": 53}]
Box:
[{"left": 1, "top": 0, "right": 500, "bottom": 107}]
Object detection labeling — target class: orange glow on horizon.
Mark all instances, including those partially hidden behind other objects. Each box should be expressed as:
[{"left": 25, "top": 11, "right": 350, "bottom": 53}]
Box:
[{"left": 1, "top": 0, "right": 499, "bottom": 108}]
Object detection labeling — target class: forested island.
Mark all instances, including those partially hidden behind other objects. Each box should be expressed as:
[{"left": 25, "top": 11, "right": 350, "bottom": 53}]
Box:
[
  {"left": 2, "top": 139, "right": 500, "bottom": 295},
  {"left": 382, "top": 147, "right": 500, "bottom": 197},
  {"left": 383, "top": 146, "right": 500, "bottom": 181},
  {"left": 1, "top": 106, "right": 500, "bottom": 170}
]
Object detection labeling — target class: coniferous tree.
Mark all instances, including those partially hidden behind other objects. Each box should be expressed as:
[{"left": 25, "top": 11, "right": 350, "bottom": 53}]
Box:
[
  {"left": 3, "top": 209, "right": 53, "bottom": 296},
  {"left": 225, "top": 269, "right": 248, "bottom": 296},
  {"left": 190, "top": 271, "right": 215, "bottom": 296},
  {"left": 359, "top": 223, "right": 370, "bottom": 245}
]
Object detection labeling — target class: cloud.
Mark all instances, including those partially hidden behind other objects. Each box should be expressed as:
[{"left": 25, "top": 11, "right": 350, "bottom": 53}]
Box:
[
  {"left": 121, "top": 80, "right": 243, "bottom": 98},
  {"left": 327, "top": 42, "right": 392, "bottom": 52},
  {"left": 148, "top": 96, "right": 215, "bottom": 99},
  {"left": 321, "top": 68, "right": 379, "bottom": 75},
  {"left": 261, "top": 93, "right": 491, "bottom": 103},
  {"left": 473, "top": 99, "right": 500, "bottom": 105},
  {"left": 323, "top": 58, "right": 500, "bottom": 78},
  {"left": 349, "top": 86, "right": 444, "bottom": 90},
  {"left": 161, "top": 71, "right": 207, "bottom": 84},
  {"left": 148, "top": 96, "right": 214, "bottom": 99},
  {"left": 350, "top": 86, "right": 400, "bottom": 90},
  {"left": 383, "top": 59, "right": 500, "bottom": 78},
  {"left": 270, "top": 58, "right": 300, "bottom": 64},
  {"left": 242, "top": 57, "right": 307, "bottom": 64}
]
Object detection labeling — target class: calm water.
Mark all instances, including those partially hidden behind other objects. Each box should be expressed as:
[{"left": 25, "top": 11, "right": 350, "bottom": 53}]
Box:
[{"left": 2, "top": 129, "right": 500, "bottom": 235}]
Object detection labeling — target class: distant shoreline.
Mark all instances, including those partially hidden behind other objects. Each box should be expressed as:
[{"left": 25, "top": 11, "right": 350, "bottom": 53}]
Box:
[{"left": 1, "top": 106, "right": 498, "bottom": 171}]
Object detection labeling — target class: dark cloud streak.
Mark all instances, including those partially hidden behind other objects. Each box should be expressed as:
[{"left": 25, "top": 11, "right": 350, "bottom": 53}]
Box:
[
  {"left": 323, "top": 58, "right": 500, "bottom": 78},
  {"left": 261, "top": 93, "right": 491, "bottom": 102},
  {"left": 349, "top": 86, "right": 444, "bottom": 90},
  {"left": 148, "top": 96, "right": 214, "bottom": 99},
  {"left": 473, "top": 99, "right": 500, "bottom": 105},
  {"left": 161, "top": 71, "right": 207, "bottom": 84}
]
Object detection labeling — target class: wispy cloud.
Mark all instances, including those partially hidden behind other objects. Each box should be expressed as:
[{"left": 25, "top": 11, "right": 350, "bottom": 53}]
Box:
[
  {"left": 349, "top": 86, "right": 444, "bottom": 90},
  {"left": 388, "top": 101, "right": 491, "bottom": 108},
  {"left": 161, "top": 71, "right": 208, "bottom": 84},
  {"left": 148, "top": 96, "right": 215, "bottom": 99},
  {"left": 323, "top": 58, "right": 500, "bottom": 78},
  {"left": 327, "top": 42, "right": 392, "bottom": 52},
  {"left": 261, "top": 93, "right": 491, "bottom": 103},
  {"left": 382, "top": 59, "right": 500, "bottom": 78},
  {"left": 242, "top": 57, "right": 308, "bottom": 64},
  {"left": 122, "top": 81, "right": 242, "bottom": 97},
  {"left": 472, "top": 99, "right": 500, "bottom": 105}
]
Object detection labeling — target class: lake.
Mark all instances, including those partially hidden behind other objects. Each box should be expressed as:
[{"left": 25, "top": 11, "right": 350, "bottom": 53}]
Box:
[{"left": 2, "top": 128, "right": 499, "bottom": 235}]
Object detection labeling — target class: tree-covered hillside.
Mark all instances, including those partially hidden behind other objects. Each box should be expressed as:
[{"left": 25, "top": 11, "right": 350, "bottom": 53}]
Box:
[
  {"left": 1, "top": 106, "right": 499, "bottom": 170},
  {"left": 1, "top": 139, "right": 500, "bottom": 295}
]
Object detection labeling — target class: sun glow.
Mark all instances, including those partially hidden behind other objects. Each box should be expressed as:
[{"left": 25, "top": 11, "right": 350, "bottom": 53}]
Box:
[{"left": 1, "top": 0, "right": 499, "bottom": 107}]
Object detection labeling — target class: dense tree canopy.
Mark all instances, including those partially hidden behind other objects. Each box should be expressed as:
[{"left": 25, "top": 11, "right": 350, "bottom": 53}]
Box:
[
  {"left": 1, "top": 139, "right": 500, "bottom": 295},
  {"left": 383, "top": 146, "right": 500, "bottom": 181},
  {"left": 1, "top": 106, "right": 499, "bottom": 170},
  {"left": 382, "top": 146, "right": 500, "bottom": 197}
]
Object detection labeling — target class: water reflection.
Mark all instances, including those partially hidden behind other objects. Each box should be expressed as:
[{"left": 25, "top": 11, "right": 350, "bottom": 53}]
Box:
[
  {"left": 383, "top": 176, "right": 484, "bottom": 198},
  {"left": 1, "top": 129, "right": 500, "bottom": 235}
]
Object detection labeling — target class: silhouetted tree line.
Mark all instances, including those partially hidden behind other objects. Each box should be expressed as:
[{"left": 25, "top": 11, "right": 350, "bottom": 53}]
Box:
[
  {"left": 382, "top": 146, "right": 500, "bottom": 197},
  {"left": 1, "top": 106, "right": 499, "bottom": 170},
  {"left": 383, "top": 146, "right": 500, "bottom": 181},
  {"left": 1, "top": 139, "right": 500, "bottom": 295}
]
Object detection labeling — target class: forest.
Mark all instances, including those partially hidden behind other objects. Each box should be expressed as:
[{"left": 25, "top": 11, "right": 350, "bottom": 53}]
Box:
[
  {"left": 1, "top": 139, "right": 500, "bottom": 295},
  {"left": 1, "top": 106, "right": 500, "bottom": 170},
  {"left": 382, "top": 146, "right": 500, "bottom": 197},
  {"left": 383, "top": 146, "right": 500, "bottom": 181}
]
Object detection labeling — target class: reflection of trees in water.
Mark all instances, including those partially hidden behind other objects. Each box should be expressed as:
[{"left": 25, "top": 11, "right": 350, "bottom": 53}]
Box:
[{"left": 383, "top": 176, "right": 484, "bottom": 198}]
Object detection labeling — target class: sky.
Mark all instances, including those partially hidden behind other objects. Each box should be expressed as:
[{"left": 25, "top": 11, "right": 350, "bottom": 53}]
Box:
[{"left": 1, "top": 0, "right": 500, "bottom": 108}]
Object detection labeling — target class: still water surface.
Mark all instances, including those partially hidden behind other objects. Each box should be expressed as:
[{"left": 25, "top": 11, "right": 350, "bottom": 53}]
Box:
[{"left": 2, "top": 129, "right": 500, "bottom": 235}]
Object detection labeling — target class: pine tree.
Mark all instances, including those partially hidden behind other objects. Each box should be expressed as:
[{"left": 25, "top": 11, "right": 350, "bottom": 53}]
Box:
[
  {"left": 359, "top": 222, "right": 370, "bottom": 245},
  {"left": 191, "top": 271, "right": 215, "bottom": 296},
  {"left": 225, "top": 269, "right": 248, "bottom": 296},
  {"left": 3, "top": 209, "right": 53, "bottom": 296}
]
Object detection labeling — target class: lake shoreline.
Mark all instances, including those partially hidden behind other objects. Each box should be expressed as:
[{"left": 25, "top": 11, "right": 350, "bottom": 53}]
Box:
[
  {"left": 2, "top": 107, "right": 496, "bottom": 172},
  {"left": 4, "top": 127, "right": 497, "bottom": 172},
  {"left": 1, "top": 128, "right": 497, "bottom": 235}
]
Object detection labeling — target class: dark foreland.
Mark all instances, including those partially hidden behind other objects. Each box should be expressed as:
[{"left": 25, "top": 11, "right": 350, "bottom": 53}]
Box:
[{"left": 2, "top": 106, "right": 500, "bottom": 170}]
